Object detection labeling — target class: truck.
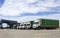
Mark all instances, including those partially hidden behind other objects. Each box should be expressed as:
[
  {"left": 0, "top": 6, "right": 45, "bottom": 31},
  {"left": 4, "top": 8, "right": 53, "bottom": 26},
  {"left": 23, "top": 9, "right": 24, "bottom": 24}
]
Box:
[
  {"left": 32, "top": 19, "right": 59, "bottom": 29},
  {"left": 19, "top": 21, "right": 34, "bottom": 29}
]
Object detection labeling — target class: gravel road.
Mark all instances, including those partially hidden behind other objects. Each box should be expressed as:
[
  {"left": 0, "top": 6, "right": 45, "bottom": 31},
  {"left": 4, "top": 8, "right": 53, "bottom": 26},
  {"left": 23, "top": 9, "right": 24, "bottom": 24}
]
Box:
[{"left": 0, "top": 29, "right": 60, "bottom": 38}]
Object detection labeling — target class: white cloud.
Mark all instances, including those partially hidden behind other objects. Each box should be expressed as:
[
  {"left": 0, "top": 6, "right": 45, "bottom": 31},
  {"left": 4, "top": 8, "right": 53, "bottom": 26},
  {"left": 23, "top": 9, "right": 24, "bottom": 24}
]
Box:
[
  {"left": 40, "top": 0, "right": 60, "bottom": 7},
  {"left": 0, "top": 0, "right": 60, "bottom": 16}
]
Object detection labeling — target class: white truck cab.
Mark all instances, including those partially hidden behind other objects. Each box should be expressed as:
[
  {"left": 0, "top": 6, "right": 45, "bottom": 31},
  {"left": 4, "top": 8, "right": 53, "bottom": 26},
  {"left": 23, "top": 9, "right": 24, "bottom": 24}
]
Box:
[{"left": 33, "top": 19, "right": 40, "bottom": 29}]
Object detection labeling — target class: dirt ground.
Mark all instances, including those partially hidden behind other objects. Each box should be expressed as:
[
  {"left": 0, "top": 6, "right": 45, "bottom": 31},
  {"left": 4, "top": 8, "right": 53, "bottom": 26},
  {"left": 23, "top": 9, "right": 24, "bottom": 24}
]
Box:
[{"left": 0, "top": 29, "right": 60, "bottom": 38}]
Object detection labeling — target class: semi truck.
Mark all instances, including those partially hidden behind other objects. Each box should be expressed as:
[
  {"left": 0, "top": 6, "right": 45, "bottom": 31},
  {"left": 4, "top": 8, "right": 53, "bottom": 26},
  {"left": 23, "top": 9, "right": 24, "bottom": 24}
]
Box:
[{"left": 33, "top": 19, "right": 59, "bottom": 29}]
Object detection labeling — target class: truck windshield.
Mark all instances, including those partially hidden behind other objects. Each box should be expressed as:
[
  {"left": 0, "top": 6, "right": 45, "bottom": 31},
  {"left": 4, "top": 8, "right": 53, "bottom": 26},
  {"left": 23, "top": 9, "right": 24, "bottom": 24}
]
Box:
[{"left": 34, "top": 22, "right": 39, "bottom": 24}]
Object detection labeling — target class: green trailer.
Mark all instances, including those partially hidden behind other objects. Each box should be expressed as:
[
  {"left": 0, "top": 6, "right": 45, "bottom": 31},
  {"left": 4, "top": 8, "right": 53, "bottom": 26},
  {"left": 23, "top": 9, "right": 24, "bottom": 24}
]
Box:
[{"left": 40, "top": 19, "right": 59, "bottom": 29}]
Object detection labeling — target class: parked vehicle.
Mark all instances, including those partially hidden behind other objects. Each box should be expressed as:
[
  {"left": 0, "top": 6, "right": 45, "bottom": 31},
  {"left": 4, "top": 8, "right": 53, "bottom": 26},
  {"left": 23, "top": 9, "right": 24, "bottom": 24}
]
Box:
[
  {"left": 0, "top": 19, "right": 59, "bottom": 30},
  {"left": 22, "top": 19, "right": 59, "bottom": 30}
]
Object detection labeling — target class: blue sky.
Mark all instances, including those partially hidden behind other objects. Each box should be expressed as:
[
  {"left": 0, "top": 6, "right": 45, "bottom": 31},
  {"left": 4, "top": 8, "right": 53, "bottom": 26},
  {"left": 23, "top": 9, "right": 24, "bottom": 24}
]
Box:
[
  {"left": 0, "top": 0, "right": 60, "bottom": 22},
  {"left": 0, "top": 0, "right": 4, "bottom": 7}
]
